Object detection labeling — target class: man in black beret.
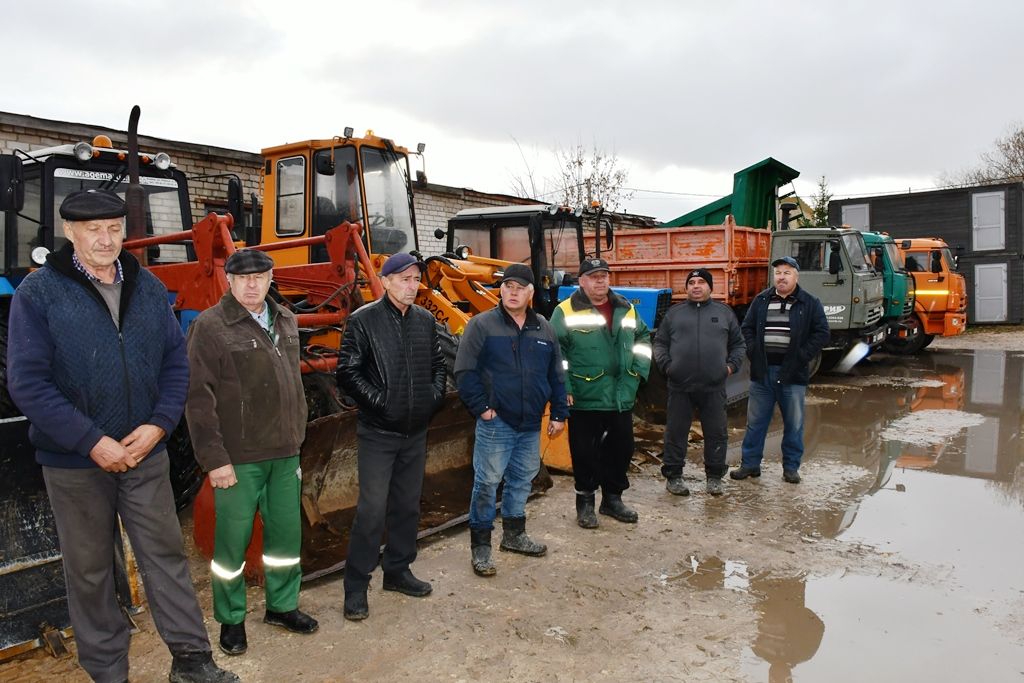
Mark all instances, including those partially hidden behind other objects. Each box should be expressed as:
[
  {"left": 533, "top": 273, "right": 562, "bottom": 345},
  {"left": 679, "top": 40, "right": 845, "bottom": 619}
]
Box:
[
  {"left": 7, "top": 189, "right": 238, "bottom": 682},
  {"left": 653, "top": 267, "right": 745, "bottom": 497},
  {"left": 186, "top": 248, "right": 318, "bottom": 656},
  {"left": 336, "top": 252, "right": 447, "bottom": 620}
]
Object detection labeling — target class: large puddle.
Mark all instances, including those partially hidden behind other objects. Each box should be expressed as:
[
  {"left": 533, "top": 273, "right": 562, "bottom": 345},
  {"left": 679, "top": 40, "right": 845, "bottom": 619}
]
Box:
[{"left": 705, "top": 349, "right": 1024, "bottom": 680}]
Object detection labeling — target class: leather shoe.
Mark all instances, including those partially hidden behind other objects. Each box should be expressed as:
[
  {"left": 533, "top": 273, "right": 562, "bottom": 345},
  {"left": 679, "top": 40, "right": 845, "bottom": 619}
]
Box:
[
  {"left": 783, "top": 469, "right": 801, "bottom": 484},
  {"left": 383, "top": 571, "right": 432, "bottom": 597},
  {"left": 218, "top": 622, "right": 247, "bottom": 656},
  {"left": 729, "top": 466, "right": 761, "bottom": 480},
  {"left": 343, "top": 591, "right": 369, "bottom": 621},
  {"left": 264, "top": 608, "right": 318, "bottom": 634}
]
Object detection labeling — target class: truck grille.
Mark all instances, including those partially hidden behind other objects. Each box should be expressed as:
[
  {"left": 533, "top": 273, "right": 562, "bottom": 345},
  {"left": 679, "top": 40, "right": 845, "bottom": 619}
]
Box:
[
  {"left": 865, "top": 305, "right": 884, "bottom": 327},
  {"left": 902, "top": 298, "right": 914, "bottom": 317}
]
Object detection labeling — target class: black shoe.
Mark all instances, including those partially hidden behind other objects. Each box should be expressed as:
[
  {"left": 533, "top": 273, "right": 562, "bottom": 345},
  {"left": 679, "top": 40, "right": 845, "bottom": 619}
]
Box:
[
  {"left": 217, "top": 623, "right": 247, "bottom": 656},
  {"left": 383, "top": 570, "right": 433, "bottom": 597},
  {"left": 599, "top": 493, "right": 638, "bottom": 524},
  {"left": 666, "top": 477, "right": 690, "bottom": 496},
  {"left": 169, "top": 650, "right": 240, "bottom": 682},
  {"left": 264, "top": 608, "right": 319, "bottom": 634},
  {"left": 343, "top": 591, "right": 369, "bottom": 621},
  {"left": 575, "top": 492, "right": 599, "bottom": 529},
  {"left": 729, "top": 466, "right": 761, "bottom": 480},
  {"left": 783, "top": 470, "right": 801, "bottom": 484},
  {"left": 706, "top": 478, "right": 724, "bottom": 496}
]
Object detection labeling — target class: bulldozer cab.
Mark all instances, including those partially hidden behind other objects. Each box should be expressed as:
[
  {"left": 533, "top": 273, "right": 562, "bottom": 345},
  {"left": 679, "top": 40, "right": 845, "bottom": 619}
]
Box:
[
  {"left": 257, "top": 133, "right": 419, "bottom": 267},
  {"left": 441, "top": 204, "right": 585, "bottom": 318}
]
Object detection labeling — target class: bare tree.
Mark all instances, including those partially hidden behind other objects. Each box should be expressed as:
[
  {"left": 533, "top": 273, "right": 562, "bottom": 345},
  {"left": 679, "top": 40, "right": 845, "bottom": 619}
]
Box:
[
  {"left": 940, "top": 122, "right": 1024, "bottom": 187},
  {"left": 800, "top": 175, "right": 832, "bottom": 227},
  {"left": 509, "top": 139, "right": 635, "bottom": 212}
]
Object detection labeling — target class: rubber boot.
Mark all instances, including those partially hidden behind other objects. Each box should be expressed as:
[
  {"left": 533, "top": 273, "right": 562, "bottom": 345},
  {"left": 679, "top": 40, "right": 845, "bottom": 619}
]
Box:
[
  {"left": 499, "top": 517, "right": 547, "bottom": 556},
  {"left": 470, "top": 528, "right": 497, "bottom": 576},
  {"left": 599, "top": 493, "right": 638, "bottom": 523},
  {"left": 575, "top": 492, "right": 599, "bottom": 529}
]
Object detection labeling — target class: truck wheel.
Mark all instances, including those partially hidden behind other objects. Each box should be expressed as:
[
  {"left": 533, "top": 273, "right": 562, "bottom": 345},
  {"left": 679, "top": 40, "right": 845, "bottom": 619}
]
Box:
[
  {"left": 818, "top": 350, "right": 842, "bottom": 373},
  {"left": 884, "top": 331, "right": 931, "bottom": 355},
  {"left": 0, "top": 305, "right": 20, "bottom": 419},
  {"left": 807, "top": 351, "right": 822, "bottom": 379}
]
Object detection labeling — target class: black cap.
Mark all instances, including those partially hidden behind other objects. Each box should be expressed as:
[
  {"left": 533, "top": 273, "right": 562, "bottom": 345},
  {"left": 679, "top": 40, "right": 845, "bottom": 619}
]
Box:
[
  {"left": 59, "top": 189, "right": 127, "bottom": 221},
  {"left": 771, "top": 256, "right": 800, "bottom": 271},
  {"left": 225, "top": 249, "right": 274, "bottom": 274},
  {"left": 380, "top": 252, "right": 425, "bottom": 277},
  {"left": 686, "top": 268, "right": 713, "bottom": 289},
  {"left": 578, "top": 258, "right": 611, "bottom": 277},
  {"left": 499, "top": 263, "right": 534, "bottom": 286}
]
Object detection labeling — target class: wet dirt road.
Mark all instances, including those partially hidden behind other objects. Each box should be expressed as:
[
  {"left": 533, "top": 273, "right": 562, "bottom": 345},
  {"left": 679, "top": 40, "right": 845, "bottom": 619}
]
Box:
[{"left": 4, "top": 344, "right": 1024, "bottom": 682}]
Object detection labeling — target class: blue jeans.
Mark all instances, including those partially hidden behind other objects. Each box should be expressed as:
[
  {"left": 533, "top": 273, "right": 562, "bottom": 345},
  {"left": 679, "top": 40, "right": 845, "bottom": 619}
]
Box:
[
  {"left": 469, "top": 416, "right": 541, "bottom": 530},
  {"left": 740, "top": 365, "right": 807, "bottom": 472}
]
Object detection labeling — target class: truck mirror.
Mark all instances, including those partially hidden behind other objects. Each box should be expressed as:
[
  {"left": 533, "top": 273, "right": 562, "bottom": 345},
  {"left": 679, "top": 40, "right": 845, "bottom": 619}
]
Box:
[
  {"left": 315, "top": 154, "right": 336, "bottom": 176},
  {"left": 828, "top": 249, "right": 842, "bottom": 275},
  {"left": 433, "top": 228, "right": 446, "bottom": 240},
  {"left": 0, "top": 154, "right": 25, "bottom": 212}
]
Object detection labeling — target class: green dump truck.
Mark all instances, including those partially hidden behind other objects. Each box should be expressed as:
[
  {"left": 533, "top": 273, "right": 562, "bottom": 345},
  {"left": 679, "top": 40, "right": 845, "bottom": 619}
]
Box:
[{"left": 861, "top": 230, "right": 920, "bottom": 347}]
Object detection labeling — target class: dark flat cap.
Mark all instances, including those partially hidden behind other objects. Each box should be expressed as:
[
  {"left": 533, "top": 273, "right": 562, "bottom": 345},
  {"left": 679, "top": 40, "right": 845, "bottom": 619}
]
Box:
[
  {"left": 59, "top": 189, "right": 127, "bottom": 221},
  {"left": 578, "top": 257, "right": 611, "bottom": 277},
  {"left": 499, "top": 263, "right": 534, "bottom": 286},
  {"left": 771, "top": 256, "right": 800, "bottom": 271},
  {"left": 380, "top": 252, "right": 425, "bottom": 277},
  {"left": 686, "top": 268, "right": 713, "bottom": 289},
  {"left": 225, "top": 249, "right": 274, "bottom": 274}
]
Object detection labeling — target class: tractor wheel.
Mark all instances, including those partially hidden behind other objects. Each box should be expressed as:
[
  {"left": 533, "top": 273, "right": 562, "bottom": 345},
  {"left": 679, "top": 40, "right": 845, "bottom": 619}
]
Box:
[
  {"left": 165, "top": 419, "right": 204, "bottom": 510},
  {"left": 0, "top": 304, "right": 21, "bottom": 419},
  {"left": 436, "top": 322, "right": 459, "bottom": 391}
]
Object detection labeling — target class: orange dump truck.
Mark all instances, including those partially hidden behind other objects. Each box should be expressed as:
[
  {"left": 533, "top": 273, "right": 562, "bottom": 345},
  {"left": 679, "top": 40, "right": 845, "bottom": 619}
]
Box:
[
  {"left": 583, "top": 215, "right": 769, "bottom": 318},
  {"left": 895, "top": 238, "right": 967, "bottom": 352}
]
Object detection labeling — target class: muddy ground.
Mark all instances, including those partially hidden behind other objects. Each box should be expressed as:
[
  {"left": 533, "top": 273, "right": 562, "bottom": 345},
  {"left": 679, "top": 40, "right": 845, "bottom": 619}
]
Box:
[{"left": 5, "top": 328, "right": 1024, "bottom": 682}]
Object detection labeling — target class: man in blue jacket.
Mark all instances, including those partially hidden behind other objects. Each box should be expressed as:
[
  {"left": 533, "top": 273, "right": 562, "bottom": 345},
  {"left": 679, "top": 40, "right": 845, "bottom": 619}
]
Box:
[
  {"left": 455, "top": 264, "right": 569, "bottom": 577},
  {"left": 732, "top": 256, "right": 830, "bottom": 484},
  {"left": 7, "top": 190, "right": 236, "bottom": 683}
]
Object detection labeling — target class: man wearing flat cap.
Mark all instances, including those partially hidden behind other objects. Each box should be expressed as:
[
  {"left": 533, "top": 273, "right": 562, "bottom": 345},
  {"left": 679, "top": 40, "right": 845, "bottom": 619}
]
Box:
[
  {"left": 7, "top": 189, "right": 238, "bottom": 682},
  {"left": 653, "top": 268, "right": 745, "bottom": 497},
  {"left": 336, "top": 252, "right": 446, "bottom": 620},
  {"left": 551, "top": 258, "right": 652, "bottom": 528},
  {"left": 732, "top": 256, "right": 829, "bottom": 485},
  {"left": 186, "top": 248, "right": 318, "bottom": 656},
  {"left": 455, "top": 263, "right": 569, "bottom": 577}
]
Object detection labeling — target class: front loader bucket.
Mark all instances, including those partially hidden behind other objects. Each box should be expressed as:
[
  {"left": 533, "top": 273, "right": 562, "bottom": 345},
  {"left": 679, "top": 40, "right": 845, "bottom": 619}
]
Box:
[{"left": 193, "top": 391, "right": 549, "bottom": 581}]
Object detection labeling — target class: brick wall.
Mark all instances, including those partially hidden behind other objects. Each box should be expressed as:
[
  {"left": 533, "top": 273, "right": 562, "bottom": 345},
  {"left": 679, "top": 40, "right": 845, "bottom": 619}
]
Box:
[{"left": 0, "top": 111, "right": 262, "bottom": 225}]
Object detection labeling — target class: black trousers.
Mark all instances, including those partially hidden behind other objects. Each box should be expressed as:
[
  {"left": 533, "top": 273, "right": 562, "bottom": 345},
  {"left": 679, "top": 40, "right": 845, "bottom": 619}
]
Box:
[
  {"left": 344, "top": 424, "right": 427, "bottom": 593},
  {"left": 661, "top": 387, "right": 729, "bottom": 480},
  {"left": 568, "top": 409, "right": 635, "bottom": 496},
  {"left": 42, "top": 451, "right": 209, "bottom": 683}
]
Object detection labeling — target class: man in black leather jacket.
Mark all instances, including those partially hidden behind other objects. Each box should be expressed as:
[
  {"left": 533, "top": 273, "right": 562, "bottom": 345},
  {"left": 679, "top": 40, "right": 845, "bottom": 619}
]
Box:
[{"left": 336, "top": 253, "right": 446, "bottom": 621}]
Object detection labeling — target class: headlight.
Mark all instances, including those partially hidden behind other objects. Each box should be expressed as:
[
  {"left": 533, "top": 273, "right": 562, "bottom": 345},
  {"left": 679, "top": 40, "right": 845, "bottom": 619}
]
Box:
[
  {"left": 154, "top": 152, "right": 171, "bottom": 170},
  {"left": 73, "top": 142, "right": 93, "bottom": 162}
]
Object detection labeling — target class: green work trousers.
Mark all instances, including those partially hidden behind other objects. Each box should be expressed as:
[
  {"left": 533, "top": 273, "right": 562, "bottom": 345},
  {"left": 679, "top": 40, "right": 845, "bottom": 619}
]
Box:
[{"left": 212, "top": 455, "right": 302, "bottom": 625}]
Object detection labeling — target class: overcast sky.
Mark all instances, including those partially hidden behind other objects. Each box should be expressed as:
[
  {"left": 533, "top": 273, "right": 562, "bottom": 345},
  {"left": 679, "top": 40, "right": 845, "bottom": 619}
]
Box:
[{"left": 6, "top": 0, "right": 1023, "bottom": 221}]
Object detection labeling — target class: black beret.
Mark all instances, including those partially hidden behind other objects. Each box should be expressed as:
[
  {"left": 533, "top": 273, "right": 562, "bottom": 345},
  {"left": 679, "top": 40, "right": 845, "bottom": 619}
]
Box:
[
  {"left": 59, "top": 189, "right": 127, "bottom": 221},
  {"left": 225, "top": 249, "right": 274, "bottom": 274}
]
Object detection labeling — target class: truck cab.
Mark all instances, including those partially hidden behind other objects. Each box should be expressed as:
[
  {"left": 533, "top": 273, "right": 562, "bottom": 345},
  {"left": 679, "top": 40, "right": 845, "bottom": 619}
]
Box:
[
  {"left": 897, "top": 238, "right": 967, "bottom": 350},
  {"left": 770, "top": 228, "right": 888, "bottom": 363},
  {"left": 860, "top": 231, "right": 920, "bottom": 349}
]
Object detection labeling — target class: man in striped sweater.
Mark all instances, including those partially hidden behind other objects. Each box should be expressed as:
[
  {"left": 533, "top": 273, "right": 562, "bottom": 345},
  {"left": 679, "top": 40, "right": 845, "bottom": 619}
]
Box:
[{"left": 731, "top": 256, "right": 829, "bottom": 484}]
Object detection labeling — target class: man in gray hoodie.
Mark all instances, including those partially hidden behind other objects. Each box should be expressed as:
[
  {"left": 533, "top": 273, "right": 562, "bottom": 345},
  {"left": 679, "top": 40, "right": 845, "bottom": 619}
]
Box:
[{"left": 653, "top": 268, "right": 745, "bottom": 496}]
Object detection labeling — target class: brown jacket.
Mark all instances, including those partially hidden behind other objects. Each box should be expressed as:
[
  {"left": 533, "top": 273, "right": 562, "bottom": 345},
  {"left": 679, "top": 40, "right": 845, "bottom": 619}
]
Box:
[{"left": 185, "top": 291, "right": 306, "bottom": 471}]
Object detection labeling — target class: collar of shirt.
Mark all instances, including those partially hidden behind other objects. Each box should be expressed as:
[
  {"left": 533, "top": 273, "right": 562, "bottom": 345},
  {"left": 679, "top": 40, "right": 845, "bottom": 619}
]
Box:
[
  {"left": 73, "top": 251, "right": 123, "bottom": 284},
  {"left": 248, "top": 303, "right": 271, "bottom": 331}
]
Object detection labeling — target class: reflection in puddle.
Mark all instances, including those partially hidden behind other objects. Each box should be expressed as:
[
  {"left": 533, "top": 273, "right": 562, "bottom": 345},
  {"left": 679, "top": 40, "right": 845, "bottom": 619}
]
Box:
[
  {"left": 678, "top": 555, "right": 750, "bottom": 592},
  {"left": 748, "top": 574, "right": 823, "bottom": 683}
]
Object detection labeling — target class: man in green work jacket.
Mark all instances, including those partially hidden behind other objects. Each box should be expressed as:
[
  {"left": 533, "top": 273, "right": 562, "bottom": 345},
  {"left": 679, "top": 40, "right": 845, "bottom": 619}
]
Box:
[
  {"left": 186, "top": 249, "right": 318, "bottom": 657},
  {"left": 551, "top": 258, "right": 652, "bottom": 529}
]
